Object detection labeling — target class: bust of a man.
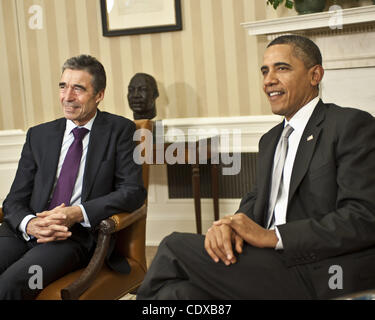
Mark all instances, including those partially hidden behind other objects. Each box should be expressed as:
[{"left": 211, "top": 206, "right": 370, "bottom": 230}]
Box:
[{"left": 127, "top": 73, "right": 159, "bottom": 120}]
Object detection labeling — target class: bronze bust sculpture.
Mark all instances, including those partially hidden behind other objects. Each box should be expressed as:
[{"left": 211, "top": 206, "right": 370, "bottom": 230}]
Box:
[{"left": 127, "top": 73, "right": 159, "bottom": 120}]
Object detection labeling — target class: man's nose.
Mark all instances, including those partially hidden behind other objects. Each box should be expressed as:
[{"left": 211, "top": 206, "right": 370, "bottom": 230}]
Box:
[
  {"left": 133, "top": 87, "right": 142, "bottom": 97},
  {"left": 263, "top": 70, "right": 278, "bottom": 87},
  {"left": 64, "top": 87, "right": 76, "bottom": 101}
]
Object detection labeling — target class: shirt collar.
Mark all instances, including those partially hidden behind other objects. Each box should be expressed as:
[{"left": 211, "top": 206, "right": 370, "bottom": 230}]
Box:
[
  {"left": 65, "top": 112, "right": 97, "bottom": 135},
  {"left": 285, "top": 96, "right": 320, "bottom": 135}
]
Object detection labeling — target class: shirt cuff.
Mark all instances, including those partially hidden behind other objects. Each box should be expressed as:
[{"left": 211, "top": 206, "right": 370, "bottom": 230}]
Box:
[
  {"left": 274, "top": 226, "right": 284, "bottom": 250},
  {"left": 18, "top": 214, "right": 37, "bottom": 241},
  {"left": 79, "top": 204, "right": 91, "bottom": 228}
]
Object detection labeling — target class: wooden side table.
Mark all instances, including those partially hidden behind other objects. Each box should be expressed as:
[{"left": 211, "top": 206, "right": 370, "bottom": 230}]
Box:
[{"left": 153, "top": 138, "right": 220, "bottom": 234}]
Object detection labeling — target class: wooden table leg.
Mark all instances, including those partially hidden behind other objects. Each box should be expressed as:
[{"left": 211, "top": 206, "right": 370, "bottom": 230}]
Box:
[
  {"left": 191, "top": 164, "right": 202, "bottom": 234},
  {"left": 211, "top": 163, "right": 219, "bottom": 221}
]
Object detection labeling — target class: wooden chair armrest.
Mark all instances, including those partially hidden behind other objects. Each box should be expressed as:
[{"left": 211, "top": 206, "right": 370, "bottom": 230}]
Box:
[
  {"left": 108, "top": 204, "right": 147, "bottom": 233},
  {"left": 0, "top": 208, "right": 3, "bottom": 223},
  {"left": 61, "top": 204, "right": 147, "bottom": 300},
  {"left": 61, "top": 219, "right": 113, "bottom": 300}
]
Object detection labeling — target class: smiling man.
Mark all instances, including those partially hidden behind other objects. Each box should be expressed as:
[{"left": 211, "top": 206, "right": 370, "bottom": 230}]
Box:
[
  {"left": 261, "top": 38, "right": 323, "bottom": 121},
  {"left": 0, "top": 55, "right": 146, "bottom": 299},
  {"left": 137, "top": 35, "right": 375, "bottom": 300}
]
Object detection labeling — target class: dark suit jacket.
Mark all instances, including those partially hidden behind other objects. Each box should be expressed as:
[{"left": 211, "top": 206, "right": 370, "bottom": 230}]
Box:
[
  {"left": 237, "top": 100, "right": 375, "bottom": 298},
  {"left": 1, "top": 110, "right": 147, "bottom": 271}
]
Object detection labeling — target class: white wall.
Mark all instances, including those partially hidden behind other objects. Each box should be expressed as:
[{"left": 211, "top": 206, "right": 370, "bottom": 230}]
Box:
[{"left": 322, "top": 67, "right": 375, "bottom": 115}]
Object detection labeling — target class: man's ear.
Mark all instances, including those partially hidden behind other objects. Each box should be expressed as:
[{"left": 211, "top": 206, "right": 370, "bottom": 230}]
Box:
[
  {"left": 310, "top": 65, "right": 324, "bottom": 87},
  {"left": 95, "top": 89, "right": 105, "bottom": 104}
]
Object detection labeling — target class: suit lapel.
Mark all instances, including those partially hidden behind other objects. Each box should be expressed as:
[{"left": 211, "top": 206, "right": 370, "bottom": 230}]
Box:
[
  {"left": 288, "top": 100, "right": 326, "bottom": 204},
  {"left": 255, "top": 122, "right": 284, "bottom": 226},
  {"left": 39, "top": 119, "right": 66, "bottom": 210},
  {"left": 81, "top": 111, "right": 111, "bottom": 201}
]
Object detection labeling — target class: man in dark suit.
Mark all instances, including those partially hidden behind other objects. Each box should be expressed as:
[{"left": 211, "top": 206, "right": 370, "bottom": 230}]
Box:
[
  {"left": 137, "top": 35, "right": 375, "bottom": 300},
  {"left": 0, "top": 55, "right": 146, "bottom": 299}
]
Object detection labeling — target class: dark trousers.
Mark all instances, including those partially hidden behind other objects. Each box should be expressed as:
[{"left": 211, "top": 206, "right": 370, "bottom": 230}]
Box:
[
  {"left": 0, "top": 231, "right": 90, "bottom": 300},
  {"left": 137, "top": 232, "right": 314, "bottom": 300}
]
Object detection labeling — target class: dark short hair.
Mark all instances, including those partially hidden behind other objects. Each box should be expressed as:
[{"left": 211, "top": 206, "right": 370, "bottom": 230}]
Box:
[
  {"left": 62, "top": 55, "right": 106, "bottom": 93},
  {"left": 267, "top": 35, "right": 322, "bottom": 69}
]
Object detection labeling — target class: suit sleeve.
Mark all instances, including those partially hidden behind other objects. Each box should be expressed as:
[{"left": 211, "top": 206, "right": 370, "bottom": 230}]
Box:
[
  {"left": 278, "top": 110, "right": 375, "bottom": 264},
  {"left": 236, "top": 187, "right": 257, "bottom": 220},
  {"left": 2, "top": 128, "right": 37, "bottom": 232},
  {"left": 236, "top": 134, "right": 265, "bottom": 220},
  {"left": 81, "top": 121, "right": 147, "bottom": 228}
]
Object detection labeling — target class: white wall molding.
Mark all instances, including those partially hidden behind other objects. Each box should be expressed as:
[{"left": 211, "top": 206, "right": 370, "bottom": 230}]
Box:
[
  {"left": 241, "top": 5, "right": 375, "bottom": 37},
  {"left": 0, "top": 130, "right": 25, "bottom": 164},
  {"left": 162, "top": 115, "right": 282, "bottom": 153},
  {"left": 0, "top": 130, "right": 25, "bottom": 203},
  {"left": 242, "top": 6, "right": 375, "bottom": 71}
]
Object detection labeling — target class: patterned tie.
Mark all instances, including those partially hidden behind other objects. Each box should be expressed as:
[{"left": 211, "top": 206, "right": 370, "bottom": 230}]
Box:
[
  {"left": 266, "top": 124, "right": 294, "bottom": 229},
  {"left": 48, "top": 127, "right": 89, "bottom": 210}
]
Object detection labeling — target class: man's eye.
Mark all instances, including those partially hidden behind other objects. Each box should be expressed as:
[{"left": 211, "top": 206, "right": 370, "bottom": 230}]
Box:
[{"left": 74, "top": 87, "right": 84, "bottom": 93}]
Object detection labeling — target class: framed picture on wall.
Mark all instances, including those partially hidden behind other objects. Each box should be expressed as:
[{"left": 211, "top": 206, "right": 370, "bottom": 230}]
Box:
[{"left": 100, "top": 0, "right": 182, "bottom": 37}]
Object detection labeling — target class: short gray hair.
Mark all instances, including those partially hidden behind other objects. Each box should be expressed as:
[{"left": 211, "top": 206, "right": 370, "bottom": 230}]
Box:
[{"left": 62, "top": 55, "right": 106, "bottom": 93}]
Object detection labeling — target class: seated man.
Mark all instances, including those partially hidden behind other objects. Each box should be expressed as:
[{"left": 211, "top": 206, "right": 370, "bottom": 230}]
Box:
[
  {"left": 0, "top": 55, "right": 146, "bottom": 299},
  {"left": 137, "top": 35, "right": 375, "bottom": 300}
]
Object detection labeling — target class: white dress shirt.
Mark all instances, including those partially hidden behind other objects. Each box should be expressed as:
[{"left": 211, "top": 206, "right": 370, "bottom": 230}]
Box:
[
  {"left": 273, "top": 97, "right": 320, "bottom": 249},
  {"left": 19, "top": 113, "right": 97, "bottom": 240}
]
